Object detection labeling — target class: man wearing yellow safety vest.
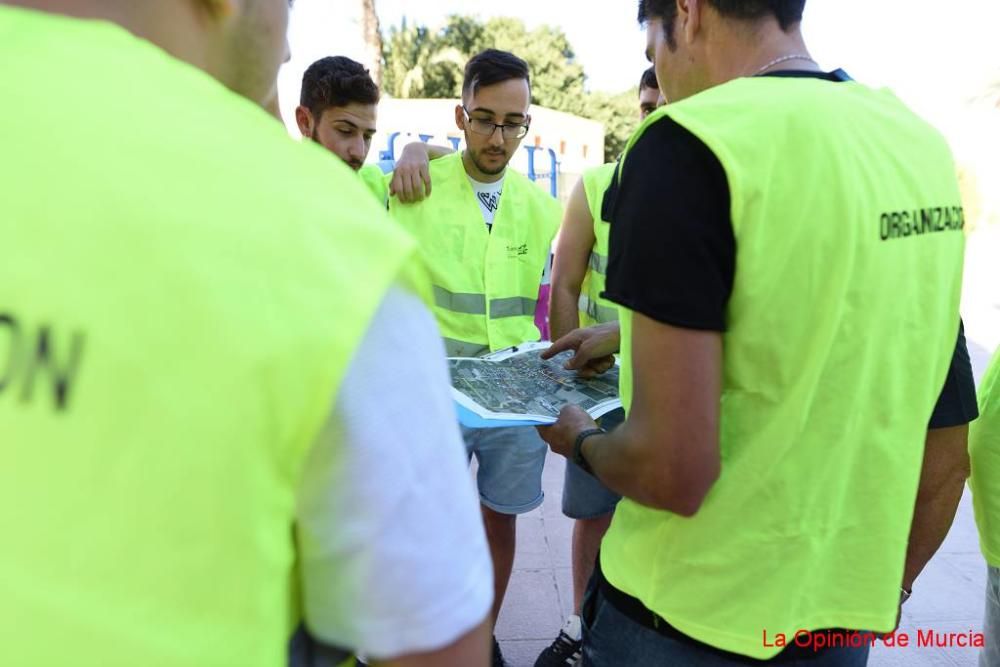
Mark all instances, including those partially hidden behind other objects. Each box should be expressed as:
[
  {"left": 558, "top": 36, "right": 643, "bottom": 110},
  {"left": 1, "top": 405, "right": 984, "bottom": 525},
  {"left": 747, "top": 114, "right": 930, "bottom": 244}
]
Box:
[
  {"left": 0, "top": 1, "right": 493, "bottom": 666},
  {"left": 972, "top": 350, "right": 1000, "bottom": 667},
  {"left": 535, "top": 66, "right": 664, "bottom": 667},
  {"left": 538, "top": 0, "right": 974, "bottom": 664},
  {"left": 387, "top": 49, "right": 562, "bottom": 667},
  {"left": 295, "top": 55, "right": 449, "bottom": 205}
]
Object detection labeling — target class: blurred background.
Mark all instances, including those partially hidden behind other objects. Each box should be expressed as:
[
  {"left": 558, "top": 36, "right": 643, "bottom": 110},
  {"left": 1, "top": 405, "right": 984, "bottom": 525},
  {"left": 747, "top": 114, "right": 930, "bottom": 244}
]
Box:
[{"left": 276, "top": 0, "right": 1000, "bottom": 371}]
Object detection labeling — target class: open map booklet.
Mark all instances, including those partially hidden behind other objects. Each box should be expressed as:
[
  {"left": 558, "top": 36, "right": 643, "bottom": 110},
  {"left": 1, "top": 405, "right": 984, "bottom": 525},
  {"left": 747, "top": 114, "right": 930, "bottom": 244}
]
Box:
[{"left": 450, "top": 342, "right": 621, "bottom": 427}]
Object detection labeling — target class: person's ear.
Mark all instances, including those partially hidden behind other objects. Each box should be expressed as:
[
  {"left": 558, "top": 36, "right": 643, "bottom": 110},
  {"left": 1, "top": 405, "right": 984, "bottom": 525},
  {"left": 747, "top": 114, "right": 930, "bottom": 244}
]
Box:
[
  {"left": 678, "top": 0, "right": 702, "bottom": 45},
  {"left": 196, "top": 0, "right": 239, "bottom": 26},
  {"left": 295, "top": 106, "right": 314, "bottom": 139},
  {"left": 455, "top": 104, "right": 466, "bottom": 132}
]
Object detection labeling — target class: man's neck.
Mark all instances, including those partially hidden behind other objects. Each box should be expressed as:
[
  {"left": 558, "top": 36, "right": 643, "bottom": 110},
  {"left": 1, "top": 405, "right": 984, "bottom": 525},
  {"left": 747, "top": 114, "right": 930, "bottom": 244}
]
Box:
[
  {"left": 461, "top": 150, "right": 505, "bottom": 184},
  {"left": 704, "top": 24, "right": 818, "bottom": 89},
  {"left": 5, "top": 0, "right": 213, "bottom": 74}
]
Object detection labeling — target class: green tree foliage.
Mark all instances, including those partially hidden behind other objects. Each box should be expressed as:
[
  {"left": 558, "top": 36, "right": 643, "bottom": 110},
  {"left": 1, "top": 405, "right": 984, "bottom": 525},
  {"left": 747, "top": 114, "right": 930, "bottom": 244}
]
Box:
[
  {"left": 382, "top": 14, "right": 635, "bottom": 162},
  {"left": 579, "top": 88, "right": 639, "bottom": 162},
  {"left": 382, "top": 18, "right": 466, "bottom": 99}
]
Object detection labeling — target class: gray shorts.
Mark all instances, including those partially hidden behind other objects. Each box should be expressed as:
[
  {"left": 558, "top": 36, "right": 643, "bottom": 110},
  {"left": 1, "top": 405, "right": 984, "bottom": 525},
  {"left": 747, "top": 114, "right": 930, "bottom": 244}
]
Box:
[
  {"left": 462, "top": 425, "right": 547, "bottom": 515},
  {"left": 561, "top": 409, "right": 624, "bottom": 519}
]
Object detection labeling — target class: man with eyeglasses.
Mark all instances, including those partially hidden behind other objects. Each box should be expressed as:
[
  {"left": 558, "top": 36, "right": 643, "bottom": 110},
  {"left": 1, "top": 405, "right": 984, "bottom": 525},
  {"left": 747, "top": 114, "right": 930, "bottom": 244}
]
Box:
[{"left": 387, "top": 48, "right": 562, "bottom": 667}]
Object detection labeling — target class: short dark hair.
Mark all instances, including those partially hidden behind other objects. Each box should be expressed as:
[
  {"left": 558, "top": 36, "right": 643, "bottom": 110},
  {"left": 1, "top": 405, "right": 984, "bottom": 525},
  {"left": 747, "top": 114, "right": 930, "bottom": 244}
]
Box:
[
  {"left": 462, "top": 49, "right": 531, "bottom": 100},
  {"left": 300, "top": 56, "right": 379, "bottom": 118},
  {"left": 640, "top": 67, "right": 659, "bottom": 91},
  {"left": 639, "top": 0, "right": 806, "bottom": 47}
]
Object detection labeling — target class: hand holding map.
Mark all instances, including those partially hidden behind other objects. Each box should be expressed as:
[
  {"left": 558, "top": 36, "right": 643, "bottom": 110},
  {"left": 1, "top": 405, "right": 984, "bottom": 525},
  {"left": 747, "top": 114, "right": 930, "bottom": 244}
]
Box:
[{"left": 450, "top": 342, "right": 621, "bottom": 427}]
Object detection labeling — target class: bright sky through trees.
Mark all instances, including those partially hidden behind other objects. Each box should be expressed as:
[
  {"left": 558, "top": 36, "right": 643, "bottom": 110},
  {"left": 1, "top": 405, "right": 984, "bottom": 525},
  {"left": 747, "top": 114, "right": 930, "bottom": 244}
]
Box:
[{"left": 279, "top": 0, "right": 1000, "bottom": 128}]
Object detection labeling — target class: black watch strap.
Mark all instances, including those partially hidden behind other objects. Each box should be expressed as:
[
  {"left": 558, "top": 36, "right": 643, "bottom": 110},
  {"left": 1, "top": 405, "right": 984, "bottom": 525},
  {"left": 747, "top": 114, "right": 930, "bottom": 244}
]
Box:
[{"left": 573, "top": 428, "right": 605, "bottom": 476}]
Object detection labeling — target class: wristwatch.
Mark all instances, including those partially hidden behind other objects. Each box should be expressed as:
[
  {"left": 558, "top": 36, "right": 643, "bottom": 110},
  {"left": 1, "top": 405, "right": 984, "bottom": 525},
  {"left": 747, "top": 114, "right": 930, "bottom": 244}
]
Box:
[
  {"left": 573, "top": 428, "right": 606, "bottom": 476},
  {"left": 899, "top": 586, "right": 912, "bottom": 605}
]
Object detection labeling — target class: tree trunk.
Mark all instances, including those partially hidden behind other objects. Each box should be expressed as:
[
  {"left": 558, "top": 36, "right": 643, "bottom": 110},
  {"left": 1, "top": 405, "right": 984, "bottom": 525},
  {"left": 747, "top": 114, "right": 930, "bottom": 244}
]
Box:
[{"left": 361, "top": 0, "right": 383, "bottom": 87}]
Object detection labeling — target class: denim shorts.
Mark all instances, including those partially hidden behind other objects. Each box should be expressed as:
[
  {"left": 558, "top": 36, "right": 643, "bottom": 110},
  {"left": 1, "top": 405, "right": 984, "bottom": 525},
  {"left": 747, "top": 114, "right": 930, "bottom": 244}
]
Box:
[
  {"left": 561, "top": 409, "right": 624, "bottom": 519},
  {"left": 581, "top": 580, "right": 872, "bottom": 667},
  {"left": 462, "top": 425, "right": 547, "bottom": 515}
]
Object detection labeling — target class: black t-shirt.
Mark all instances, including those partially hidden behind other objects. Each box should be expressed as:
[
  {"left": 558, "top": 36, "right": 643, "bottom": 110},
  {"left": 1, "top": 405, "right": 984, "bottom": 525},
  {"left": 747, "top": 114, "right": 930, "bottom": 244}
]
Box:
[
  {"left": 601, "top": 69, "right": 977, "bottom": 429},
  {"left": 930, "top": 321, "right": 979, "bottom": 428}
]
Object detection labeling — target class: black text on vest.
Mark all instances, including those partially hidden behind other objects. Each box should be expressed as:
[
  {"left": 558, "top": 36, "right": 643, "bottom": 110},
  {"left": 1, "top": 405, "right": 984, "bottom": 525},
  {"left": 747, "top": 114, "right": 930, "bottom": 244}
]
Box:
[
  {"left": 879, "top": 206, "right": 965, "bottom": 241},
  {"left": 0, "top": 313, "right": 85, "bottom": 412}
]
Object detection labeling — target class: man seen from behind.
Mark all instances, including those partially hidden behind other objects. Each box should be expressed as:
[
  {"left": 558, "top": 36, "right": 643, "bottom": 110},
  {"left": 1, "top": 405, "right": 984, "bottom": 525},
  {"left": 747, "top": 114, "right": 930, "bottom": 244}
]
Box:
[{"left": 0, "top": 1, "right": 492, "bottom": 665}]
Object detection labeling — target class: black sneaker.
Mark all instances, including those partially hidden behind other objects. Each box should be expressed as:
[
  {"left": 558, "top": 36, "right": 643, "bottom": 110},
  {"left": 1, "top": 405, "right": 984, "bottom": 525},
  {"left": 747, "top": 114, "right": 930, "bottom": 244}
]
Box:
[
  {"left": 533, "top": 628, "right": 582, "bottom": 667},
  {"left": 492, "top": 635, "right": 509, "bottom": 667}
]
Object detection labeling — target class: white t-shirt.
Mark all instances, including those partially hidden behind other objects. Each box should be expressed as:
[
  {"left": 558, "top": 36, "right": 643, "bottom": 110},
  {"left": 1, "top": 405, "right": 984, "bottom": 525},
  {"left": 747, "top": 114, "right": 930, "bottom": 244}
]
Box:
[
  {"left": 296, "top": 284, "right": 493, "bottom": 660},
  {"left": 468, "top": 174, "right": 505, "bottom": 229}
]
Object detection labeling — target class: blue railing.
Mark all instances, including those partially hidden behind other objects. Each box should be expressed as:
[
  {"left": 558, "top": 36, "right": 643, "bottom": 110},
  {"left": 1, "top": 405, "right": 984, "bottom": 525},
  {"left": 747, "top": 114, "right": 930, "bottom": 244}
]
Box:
[{"left": 378, "top": 132, "right": 560, "bottom": 198}]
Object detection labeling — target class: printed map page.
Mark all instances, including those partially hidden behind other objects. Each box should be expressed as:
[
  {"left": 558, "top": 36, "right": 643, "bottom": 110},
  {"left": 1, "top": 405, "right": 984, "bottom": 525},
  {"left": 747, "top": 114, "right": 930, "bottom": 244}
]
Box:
[{"left": 449, "top": 343, "right": 621, "bottom": 424}]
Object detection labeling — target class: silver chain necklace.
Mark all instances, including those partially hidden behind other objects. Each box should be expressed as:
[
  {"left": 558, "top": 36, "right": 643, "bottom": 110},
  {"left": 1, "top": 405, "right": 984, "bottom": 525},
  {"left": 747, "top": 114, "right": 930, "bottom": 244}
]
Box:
[{"left": 751, "top": 53, "right": 817, "bottom": 77}]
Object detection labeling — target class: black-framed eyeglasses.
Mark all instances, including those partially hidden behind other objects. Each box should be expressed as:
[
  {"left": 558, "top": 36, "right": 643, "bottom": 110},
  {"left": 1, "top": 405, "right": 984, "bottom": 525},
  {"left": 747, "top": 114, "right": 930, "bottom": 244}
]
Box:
[{"left": 462, "top": 106, "right": 529, "bottom": 140}]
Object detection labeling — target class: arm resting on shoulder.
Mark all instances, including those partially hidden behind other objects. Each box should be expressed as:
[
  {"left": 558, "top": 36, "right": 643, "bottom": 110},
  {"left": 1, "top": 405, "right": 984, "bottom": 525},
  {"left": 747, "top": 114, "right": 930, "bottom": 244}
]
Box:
[{"left": 390, "top": 142, "right": 454, "bottom": 203}]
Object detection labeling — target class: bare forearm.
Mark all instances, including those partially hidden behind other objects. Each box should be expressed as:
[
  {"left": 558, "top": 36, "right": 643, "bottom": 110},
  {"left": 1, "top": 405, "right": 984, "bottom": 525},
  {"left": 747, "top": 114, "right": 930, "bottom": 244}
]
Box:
[
  {"left": 424, "top": 143, "right": 454, "bottom": 160},
  {"left": 540, "top": 317, "right": 720, "bottom": 517},
  {"left": 903, "top": 425, "right": 971, "bottom": 589},
  {"left": 375, "top": 617, "right": 490, "bottom": 667},
  {"left": 582, "top": 423, "right": 703, "bottom": 516},
  {"left": 549, "top": 286, "right": 581, "bottom": 341}
]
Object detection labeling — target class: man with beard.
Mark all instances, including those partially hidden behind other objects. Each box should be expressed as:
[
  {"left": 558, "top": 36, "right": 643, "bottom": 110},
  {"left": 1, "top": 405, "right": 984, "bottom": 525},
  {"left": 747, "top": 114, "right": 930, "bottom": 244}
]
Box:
[
  {"left": 296, "top": 55, "right": 449, "bottom": 204},
  {"left": 0, "top": 1, "right": 493, "bottom": 665},
  {"left": 387, "top": 48, "right": 562, "bottom": 667}
]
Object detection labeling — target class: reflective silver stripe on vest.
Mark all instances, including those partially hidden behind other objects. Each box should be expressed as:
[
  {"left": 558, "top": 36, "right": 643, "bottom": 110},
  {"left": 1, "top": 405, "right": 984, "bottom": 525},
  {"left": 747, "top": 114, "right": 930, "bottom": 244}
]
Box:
[
  {"left": 578, "top": 294, "right": 619, "bottom": 324},
  {"left": 489, "top": 297, "right": 537, "bottom": 319},
  {"left": 433, "top": 285, "right": 487, "bottom": 315},
  {"left": 443, "top": 337, "right": 491, "bottom": 358},
  {"left": 588, "top": 251, "right": 608, "bottom": 275}
]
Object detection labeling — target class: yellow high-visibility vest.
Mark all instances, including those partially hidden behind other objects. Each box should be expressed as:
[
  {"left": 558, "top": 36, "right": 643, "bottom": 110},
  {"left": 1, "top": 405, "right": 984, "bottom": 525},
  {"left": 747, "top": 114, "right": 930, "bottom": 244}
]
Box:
[
  {"left": 578, "top": 163, "right": 619, "bottom": 326},
  {"left": 388, "top": 151, "right": 561, "bottom": 356},
  {"left": 0, "top": 7, "right": 416, "bottom": 666},
  {"left": 605, "top": 74, "right": 966, "bottom": 659},
  {"left": 358, "top": 163, "right": 389, "bottom": 204},
  {"left": 971, "top": 350, "right": 1000, "bottom": 567}
]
